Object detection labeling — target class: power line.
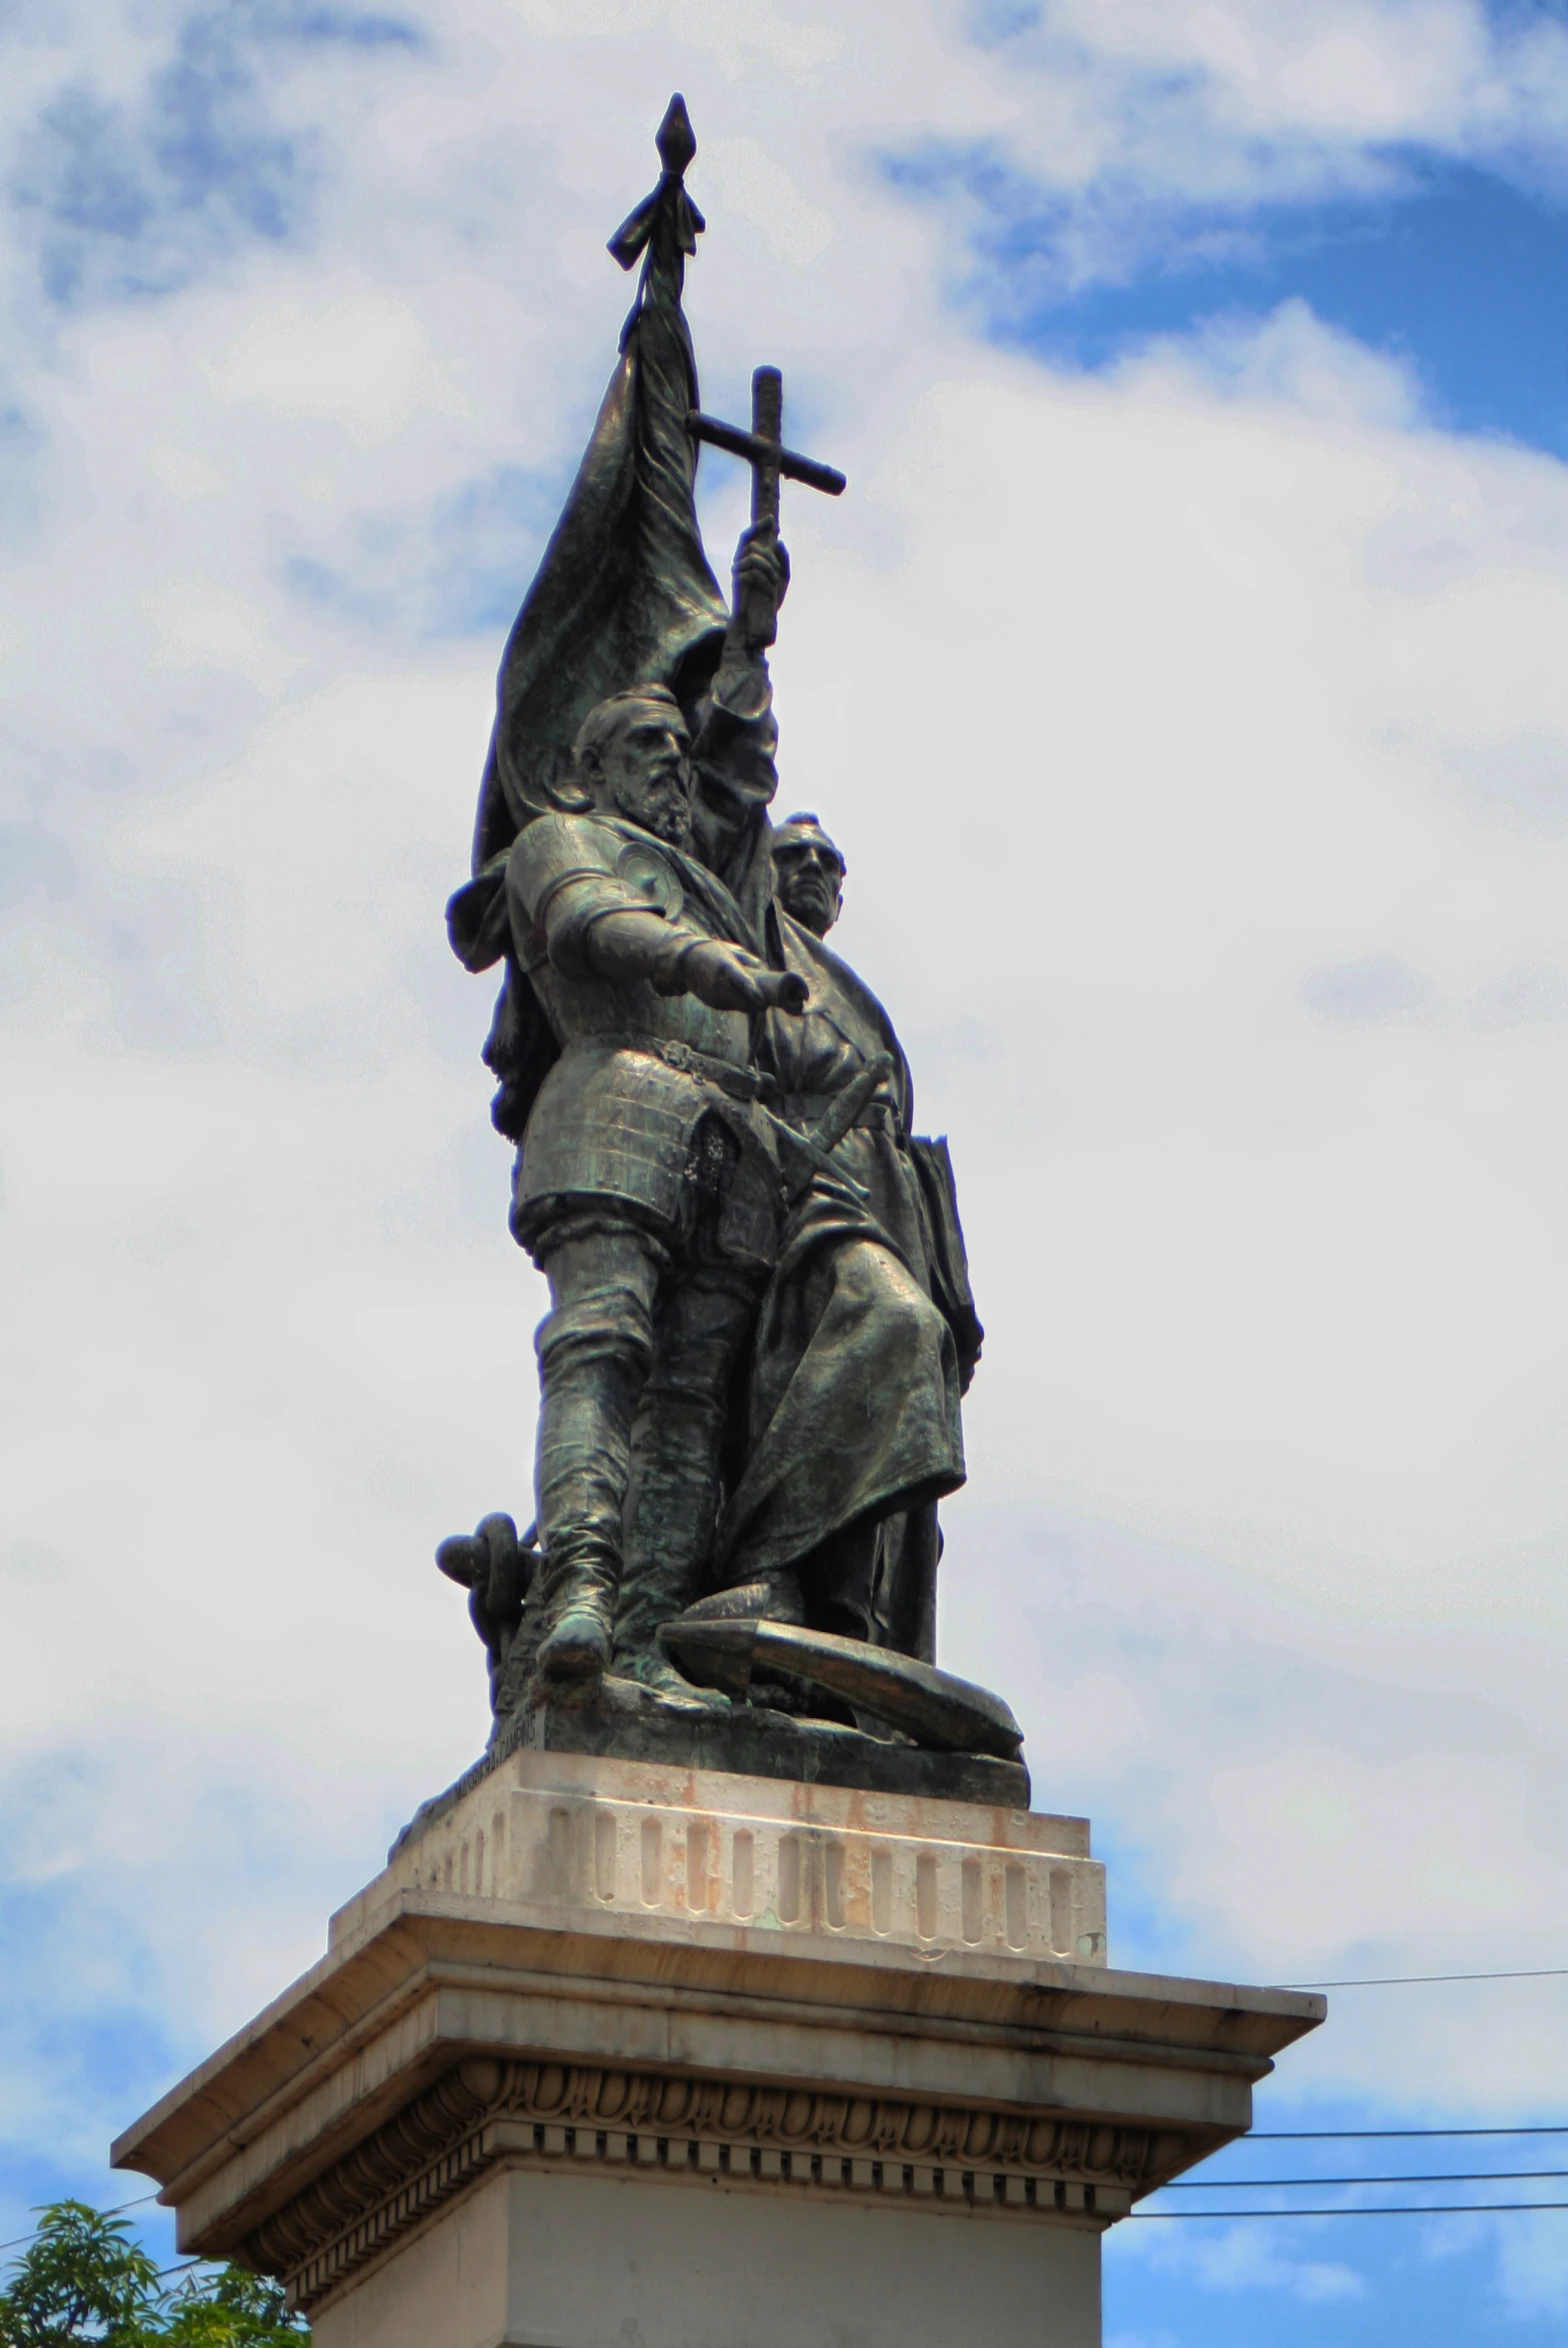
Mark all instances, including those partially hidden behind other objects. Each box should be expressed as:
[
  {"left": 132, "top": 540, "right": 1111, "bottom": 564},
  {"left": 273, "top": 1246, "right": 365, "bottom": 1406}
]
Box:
[
  {"left": 0, "top": 2194, "right": 161, "bottom": 2259},
  {"left": 1275, "top": 1967, "right": 1568, "bottom": 1989},
  {"left": 1251, "top": 2126, "right": 1568, "bottom": 2140},
  {"left": 1130, "top": 2203, "right": 1568, "bottom": 2219},
  {"left": 1160, "top": 2171, "right": 1568, "bottom": 2188}
]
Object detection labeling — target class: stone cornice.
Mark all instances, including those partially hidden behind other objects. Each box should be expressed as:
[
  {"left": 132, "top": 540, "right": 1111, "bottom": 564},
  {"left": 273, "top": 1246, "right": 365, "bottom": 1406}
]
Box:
[
  {"left": 247, "top": 2056, "right": 1189, "bottom": 2312},
  {"left": 112, "top": 1899, "right": 1323, "bottom": 2278},
  {"left": 115, "top": 1898, "right": 1321, "bottom": 2201}
]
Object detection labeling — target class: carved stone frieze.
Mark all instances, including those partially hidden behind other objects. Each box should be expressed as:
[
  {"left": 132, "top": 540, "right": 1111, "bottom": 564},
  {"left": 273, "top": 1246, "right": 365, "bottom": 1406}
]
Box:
[
  {"left": 245, "top": 2055, "right": 1185, "bottom": 2311},
  {"left": 246, "top": 2064, "right": 499, "bottom": 2272}
]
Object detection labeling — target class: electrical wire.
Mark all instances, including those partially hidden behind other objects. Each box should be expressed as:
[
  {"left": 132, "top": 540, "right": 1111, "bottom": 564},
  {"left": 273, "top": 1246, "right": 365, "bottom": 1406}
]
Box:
[
  {"left": 0, "top": 2194, "right": 160, "bottom": 2259},
  {"left": 1274, "top": 1967, "right": 1568, "bottom": 1989},
  {"left": 1158, "top": 2171, "right": 1568, "bottom": 2188},
  {"left": 1130, "top": 2203, "right": 1568, "bottom": 2219},
  {"left": 1250, "top": 2125, "right": 1568, "bottom": 2140}
]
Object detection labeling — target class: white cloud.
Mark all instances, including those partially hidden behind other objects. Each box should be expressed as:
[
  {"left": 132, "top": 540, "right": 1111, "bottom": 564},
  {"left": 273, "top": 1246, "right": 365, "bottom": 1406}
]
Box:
[
  {"left": 701, "top": 136, "right": 836, "bottom": 268},
  {"left": 2, "top": 8, "right": 1567, "bottom": 2332},
  {"left": 1025, "top": 1671, "right": 1148, "bottom": 1774},
  {"left": 784, "top": 330, "right": 1568, "bottom": 1643},
  {"left": 506, "top": 0, "right": 845, "bottom": 81},
  {"left": 1137, "top": 297, "right": 1425, "bottom": 428},
  {"left": 205, "top": 283, "right": 467, "bottom": 444},
  {"left": 1108, "top": 2186, "right": 1368, "bottom": 2315},
  {"left": 140, "top": 580, "right": 296, "bottom": 690},
  {"left": 146, "top": 444, "right": 225, "bottom": 498},
  {"left": 987, "top": 0, "right": 1567, "bottom": 180},
  {"left": 1205, "top": 1747, "right": 1568, "bottom": 1957},
  {"left": 1126, "top": 2213, "right": 1364, "bottom": 2301}
]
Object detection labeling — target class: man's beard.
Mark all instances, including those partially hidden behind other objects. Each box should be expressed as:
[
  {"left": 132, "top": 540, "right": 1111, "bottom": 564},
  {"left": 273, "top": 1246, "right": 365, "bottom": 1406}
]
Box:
[
  {"left": 645, "top": 802, "right": 691, "bottom": 846},
  {"left": 618, "top": 784, "right": 690, "bottom": 846}
]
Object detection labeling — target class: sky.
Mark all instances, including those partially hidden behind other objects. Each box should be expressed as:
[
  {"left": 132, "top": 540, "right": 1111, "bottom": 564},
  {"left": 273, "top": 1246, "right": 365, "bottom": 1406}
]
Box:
[{"left": 1, "top": 1, "right": 1568, "bottom": 2340}]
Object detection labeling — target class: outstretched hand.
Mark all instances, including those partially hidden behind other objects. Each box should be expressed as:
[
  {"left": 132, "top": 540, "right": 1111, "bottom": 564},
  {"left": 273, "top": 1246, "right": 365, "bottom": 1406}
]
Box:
[{"left": 681, "top": 939, "right": 807, "bottom": 1016}]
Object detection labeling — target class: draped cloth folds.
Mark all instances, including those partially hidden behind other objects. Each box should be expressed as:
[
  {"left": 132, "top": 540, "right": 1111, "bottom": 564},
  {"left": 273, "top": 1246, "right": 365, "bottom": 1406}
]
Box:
[
  {"left": 470, "top": 195, "right": 729, "bottom": 872},
  {"left": 709, "top": 918, "right": 969, "bottom": 1616},
  {"left": 450, "top": 170, "right": 731, "bottom": 1147}
]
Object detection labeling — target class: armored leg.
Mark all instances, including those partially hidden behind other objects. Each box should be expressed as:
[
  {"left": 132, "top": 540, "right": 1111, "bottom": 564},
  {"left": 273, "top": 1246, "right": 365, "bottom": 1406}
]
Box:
[
  {"left": 531, "top": 1221, "right": 663, "bottom": 1692},
  {"left": 615, "top": 1261, "right": 759, "bottom": 1695}
]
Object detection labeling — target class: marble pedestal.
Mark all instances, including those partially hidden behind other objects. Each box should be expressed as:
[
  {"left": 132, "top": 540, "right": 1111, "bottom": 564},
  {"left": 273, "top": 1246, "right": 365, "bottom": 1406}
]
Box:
[{"left": 113, "top": 1749, "right": 1322, "bottom": 2348}]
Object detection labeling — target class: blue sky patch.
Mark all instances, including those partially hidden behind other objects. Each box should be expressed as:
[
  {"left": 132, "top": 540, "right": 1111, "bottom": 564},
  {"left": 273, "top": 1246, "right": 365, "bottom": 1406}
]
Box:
[
  {"left": 1105, "top": 2205, "right": 1568, "bottom": 2347},
  {"left": 11, "top": 0, "right": 426, "bottom": 308},
  {"left": 889, "top": 145, "right": 1568, "bottom": 456}
]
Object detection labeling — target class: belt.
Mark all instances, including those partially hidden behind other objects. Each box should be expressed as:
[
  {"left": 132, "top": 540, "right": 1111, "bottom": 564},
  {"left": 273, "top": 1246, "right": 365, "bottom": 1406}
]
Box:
[{"left": 572, "top": 1032, "right": 766, "bottom": 1103}]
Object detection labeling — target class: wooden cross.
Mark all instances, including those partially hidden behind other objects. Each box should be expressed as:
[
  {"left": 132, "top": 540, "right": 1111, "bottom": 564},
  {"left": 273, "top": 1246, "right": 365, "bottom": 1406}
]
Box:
[{"left": 687, "top": 368, "right": 845, "bottom": 643}]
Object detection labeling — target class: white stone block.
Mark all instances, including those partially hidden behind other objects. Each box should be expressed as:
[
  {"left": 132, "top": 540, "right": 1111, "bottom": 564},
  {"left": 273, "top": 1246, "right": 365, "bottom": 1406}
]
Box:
[
  {"left": 309, "top": 2165, "right": 1105, "bottom": 2348},
  {"left": 331, "top": 1748, "right": 1108, "bottom": 1968}
]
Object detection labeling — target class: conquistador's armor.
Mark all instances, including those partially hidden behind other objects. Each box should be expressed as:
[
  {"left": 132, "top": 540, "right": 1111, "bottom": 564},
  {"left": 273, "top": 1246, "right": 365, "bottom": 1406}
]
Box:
[
  {"left": 506, "top": 809, "right": 778, "bottom": 1266},
  {"left": 502, "top": 806, "right": 784, "bottom": 1687}
]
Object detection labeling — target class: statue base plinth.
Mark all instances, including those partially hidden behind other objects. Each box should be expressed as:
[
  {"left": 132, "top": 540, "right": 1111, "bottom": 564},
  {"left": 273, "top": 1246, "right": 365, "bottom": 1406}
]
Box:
[
  {"left": 447, "top": 1679, "right": 1031, "bottom": 1828},
  {"left": 112, "top": 1752, "right": 1322, "bottom": 2348}
]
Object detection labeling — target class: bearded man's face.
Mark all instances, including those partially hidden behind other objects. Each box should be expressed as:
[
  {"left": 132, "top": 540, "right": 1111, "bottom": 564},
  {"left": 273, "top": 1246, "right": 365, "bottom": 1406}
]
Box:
[{"left": 593, "top": 705, "right": 693, "bottom": 846}]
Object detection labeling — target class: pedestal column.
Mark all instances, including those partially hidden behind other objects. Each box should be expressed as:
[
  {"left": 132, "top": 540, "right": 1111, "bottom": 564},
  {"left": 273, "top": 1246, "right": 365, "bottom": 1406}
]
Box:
[{"left": 113, "top": 1751, "right": 1322, "bottom": 2348}]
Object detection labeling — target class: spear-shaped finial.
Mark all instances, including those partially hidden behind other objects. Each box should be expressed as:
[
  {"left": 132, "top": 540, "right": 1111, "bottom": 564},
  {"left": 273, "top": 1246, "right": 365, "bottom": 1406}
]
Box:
[
  {"left": 608, "top": 94, "right": 706, "bottom": 271},
  {"left": 654, "top": 92, "right": 696, "bottom": 178}
]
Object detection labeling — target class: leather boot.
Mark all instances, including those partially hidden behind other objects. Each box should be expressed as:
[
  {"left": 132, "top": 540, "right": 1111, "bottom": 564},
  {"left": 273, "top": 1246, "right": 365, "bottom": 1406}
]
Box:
[{"left": 534, "top": 1558, "right": 616, "bottom": 1695}]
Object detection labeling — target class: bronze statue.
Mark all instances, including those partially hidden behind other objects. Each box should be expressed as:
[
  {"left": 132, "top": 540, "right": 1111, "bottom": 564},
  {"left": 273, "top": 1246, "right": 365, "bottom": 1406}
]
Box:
[
  {"left": 442, "top": 97, "right": 1018, "bottom": 1795},
  {"left": 673, "top": 813, "right": 978, "bottom": 1666},
  {"left": 502, "top": 685, "right": 803, "bottom": 1697}
]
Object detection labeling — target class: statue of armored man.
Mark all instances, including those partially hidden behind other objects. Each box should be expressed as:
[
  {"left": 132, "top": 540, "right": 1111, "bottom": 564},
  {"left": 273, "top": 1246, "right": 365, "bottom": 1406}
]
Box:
[{"left": 440, "top": 98, "right": 1020, "bottom": 1795}]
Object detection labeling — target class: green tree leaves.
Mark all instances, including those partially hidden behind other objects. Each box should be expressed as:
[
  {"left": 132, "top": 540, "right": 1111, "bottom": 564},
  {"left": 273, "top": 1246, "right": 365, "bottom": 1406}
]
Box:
[{"left": 0, "top": 2206, "right": 305, "bottom": 2348}]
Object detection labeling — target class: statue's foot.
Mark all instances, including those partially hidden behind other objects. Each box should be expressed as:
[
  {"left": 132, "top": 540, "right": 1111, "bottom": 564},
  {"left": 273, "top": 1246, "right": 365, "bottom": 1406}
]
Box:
[
  {"left": 536, "top": 1605, "right": 611, "bottom": 1697},
  {"left": 616, "top": 1651, "right": 732, "bottom": 1711}
]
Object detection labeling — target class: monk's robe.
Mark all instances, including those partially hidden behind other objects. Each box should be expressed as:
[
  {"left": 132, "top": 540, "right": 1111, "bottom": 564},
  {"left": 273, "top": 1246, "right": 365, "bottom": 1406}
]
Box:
[{"left": 709, "top": 907, "right": 980, "bottom": 1650}]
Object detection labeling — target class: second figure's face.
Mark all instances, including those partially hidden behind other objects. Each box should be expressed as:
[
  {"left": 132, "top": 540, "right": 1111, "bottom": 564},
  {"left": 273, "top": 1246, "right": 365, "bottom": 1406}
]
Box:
[
  {"left": 596, "top": 709, "right": 693, "bottom": 845},
  {"left": 774, "top": 842, "right": 843, "bottom": 938}
]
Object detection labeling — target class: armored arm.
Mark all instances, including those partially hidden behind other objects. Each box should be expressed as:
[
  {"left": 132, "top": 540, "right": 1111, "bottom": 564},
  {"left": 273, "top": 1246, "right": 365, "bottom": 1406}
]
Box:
[
  {"left": 555, "top": 882, "right": 806, "bottom": 1012},
  {"left": 509, "top": 818, "right": 805, "bottom": 1015}
]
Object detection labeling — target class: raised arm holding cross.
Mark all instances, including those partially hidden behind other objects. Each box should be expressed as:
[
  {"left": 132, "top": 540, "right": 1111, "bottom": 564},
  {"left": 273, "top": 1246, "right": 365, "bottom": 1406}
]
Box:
[{"left": 688, "top": 367, "right": 845, "bottom": 649}]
